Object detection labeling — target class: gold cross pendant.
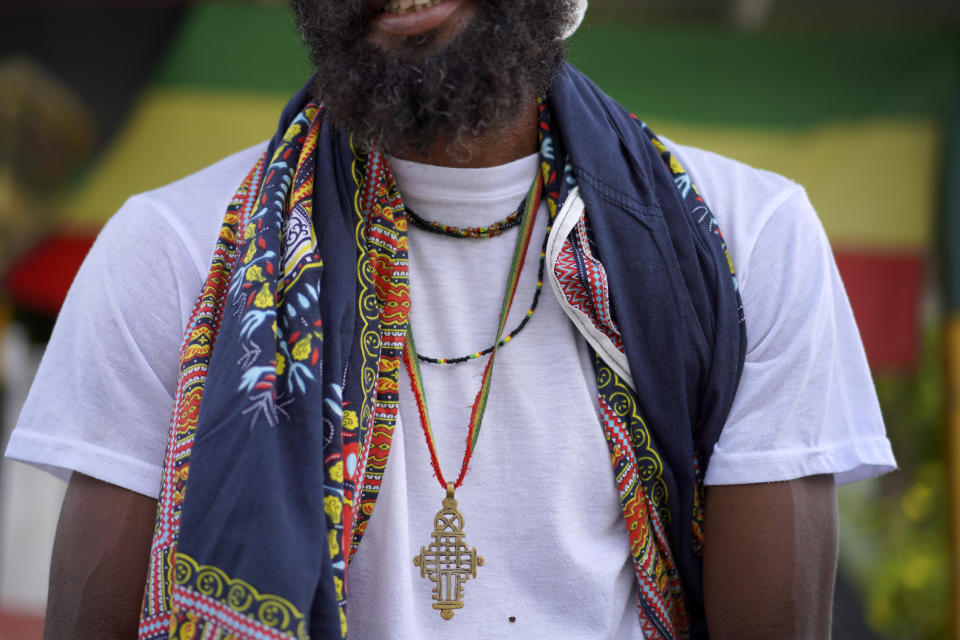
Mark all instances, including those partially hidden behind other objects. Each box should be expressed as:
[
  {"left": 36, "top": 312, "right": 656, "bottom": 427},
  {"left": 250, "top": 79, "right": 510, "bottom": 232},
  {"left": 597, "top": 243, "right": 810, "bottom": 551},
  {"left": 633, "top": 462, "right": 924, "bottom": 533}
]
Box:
[{"left": 413, "top": 483, "right": 484, "bottom": 620}]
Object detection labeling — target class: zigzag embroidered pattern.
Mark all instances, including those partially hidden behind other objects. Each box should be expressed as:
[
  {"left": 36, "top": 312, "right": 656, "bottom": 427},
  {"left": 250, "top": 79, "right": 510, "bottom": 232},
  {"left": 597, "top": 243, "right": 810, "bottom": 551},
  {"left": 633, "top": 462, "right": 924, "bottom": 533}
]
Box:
[
  {"left": 552, "top": 216, "right": 624, "bottom": 353},
  {"left": 345, "top": 141, "right": 378, "bottom": 559},
  {"left": 595, "top": 359, "right": 687, "bottom": 640},
  {"left": 351, "top": 149, "right": 410, "bottom": 549}
]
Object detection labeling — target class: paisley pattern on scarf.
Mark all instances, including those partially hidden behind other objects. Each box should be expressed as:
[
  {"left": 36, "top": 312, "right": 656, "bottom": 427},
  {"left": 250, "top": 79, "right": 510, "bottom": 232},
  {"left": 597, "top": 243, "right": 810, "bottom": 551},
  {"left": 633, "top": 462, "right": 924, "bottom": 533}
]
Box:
[
  {"left": 139, "top": 104, "right": 348, "bottom": 639},
  {"left": 232, "top": 109, "right": 324, "bottom": 418}
]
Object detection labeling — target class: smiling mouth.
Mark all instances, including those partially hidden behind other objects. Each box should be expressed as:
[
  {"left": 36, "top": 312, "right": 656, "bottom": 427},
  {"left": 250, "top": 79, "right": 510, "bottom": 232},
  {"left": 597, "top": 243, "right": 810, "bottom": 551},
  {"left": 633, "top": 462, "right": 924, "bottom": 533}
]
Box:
[
  {"left": 370, "top": 0, "right": 467, "bottom": 39},
  {"left": 383, "top": 0, "right": 444, "bottom": 13}
]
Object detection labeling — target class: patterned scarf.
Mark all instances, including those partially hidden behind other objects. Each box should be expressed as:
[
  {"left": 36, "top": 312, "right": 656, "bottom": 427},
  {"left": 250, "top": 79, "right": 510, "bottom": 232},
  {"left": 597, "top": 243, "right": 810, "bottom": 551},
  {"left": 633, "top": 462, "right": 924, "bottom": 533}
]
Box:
[{"left": 138, "top": 64, "right": 744, "bottom": 640}]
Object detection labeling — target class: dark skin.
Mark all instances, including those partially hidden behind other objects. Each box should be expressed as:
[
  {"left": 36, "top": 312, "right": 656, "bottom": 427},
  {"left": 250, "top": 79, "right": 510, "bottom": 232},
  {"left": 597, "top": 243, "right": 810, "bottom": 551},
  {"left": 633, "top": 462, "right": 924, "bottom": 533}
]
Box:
[
  {"left": 45, "top": 4, "right": 838, "bottom": 638},
  {"left": 704, "top": 475, "right": 838, "bottom": 639},
  {"left": 45, "top": 473, "right": 155, "bottom": 640}
]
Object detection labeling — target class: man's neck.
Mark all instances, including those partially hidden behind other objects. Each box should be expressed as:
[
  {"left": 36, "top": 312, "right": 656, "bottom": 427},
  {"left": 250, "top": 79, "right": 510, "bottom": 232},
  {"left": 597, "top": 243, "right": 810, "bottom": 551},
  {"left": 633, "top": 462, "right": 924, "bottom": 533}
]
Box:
[{"left": 388, "top": 98, "right": 540, "bottom": 168}]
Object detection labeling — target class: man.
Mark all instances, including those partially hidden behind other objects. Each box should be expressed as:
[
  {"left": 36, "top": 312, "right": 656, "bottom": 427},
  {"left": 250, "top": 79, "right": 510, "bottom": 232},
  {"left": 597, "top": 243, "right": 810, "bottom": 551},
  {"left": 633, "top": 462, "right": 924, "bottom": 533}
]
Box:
[{"left": 7, "top": 1, "right": 895, "bottom": 638}]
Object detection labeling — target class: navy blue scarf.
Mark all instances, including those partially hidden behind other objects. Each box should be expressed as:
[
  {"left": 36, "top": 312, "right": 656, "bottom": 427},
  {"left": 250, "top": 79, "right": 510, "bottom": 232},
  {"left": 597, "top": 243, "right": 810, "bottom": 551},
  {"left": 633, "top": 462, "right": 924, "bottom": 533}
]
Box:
[{"left": 550, "top": 66, "right": 746, "bottom": 637}]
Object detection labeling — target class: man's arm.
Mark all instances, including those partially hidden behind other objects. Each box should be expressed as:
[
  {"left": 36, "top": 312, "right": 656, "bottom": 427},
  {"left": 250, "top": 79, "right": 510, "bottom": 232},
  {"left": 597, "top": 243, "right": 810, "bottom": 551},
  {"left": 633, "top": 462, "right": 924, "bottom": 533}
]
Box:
[
  {"left": 44, "top": 473, "right": 157, "bottom": 640},
  {"left": 703, "top": 474, "right": 838, "bottom": 640}
]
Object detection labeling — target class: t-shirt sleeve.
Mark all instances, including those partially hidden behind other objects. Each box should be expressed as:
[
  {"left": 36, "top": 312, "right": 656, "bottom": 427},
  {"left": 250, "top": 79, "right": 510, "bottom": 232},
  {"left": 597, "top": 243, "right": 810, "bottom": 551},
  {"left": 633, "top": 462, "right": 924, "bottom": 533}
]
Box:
[
  {"left": 4, "top": 194, "right": 203, "bottom": 498},
  {"left": 704, "top": 187, "right": 896, "bottom": 486}
]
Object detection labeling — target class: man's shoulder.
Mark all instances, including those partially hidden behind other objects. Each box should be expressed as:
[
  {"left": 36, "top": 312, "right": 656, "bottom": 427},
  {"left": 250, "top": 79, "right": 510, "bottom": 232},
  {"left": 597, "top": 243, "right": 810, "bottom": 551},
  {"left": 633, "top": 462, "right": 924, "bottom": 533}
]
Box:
[
  {"left": 662, "top": 137, "right": 809, "bottom": 249},
  {"left": 135, "top": 142, "right": 269, "bottom": 216},
  {"left": 654, "top": 136, "right": 822, "bottom": 293},
  {"left": 663, "top": 138, "right": 803, "bottom": 215},
  {"left": 99, "top": 142, "right": 269, "bottom": 279}
]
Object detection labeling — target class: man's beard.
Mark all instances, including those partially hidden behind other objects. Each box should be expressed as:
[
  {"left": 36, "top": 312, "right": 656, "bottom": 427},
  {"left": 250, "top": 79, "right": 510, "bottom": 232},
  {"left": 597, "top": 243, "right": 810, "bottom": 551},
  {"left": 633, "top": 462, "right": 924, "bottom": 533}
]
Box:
[{"left": 290, "top": 0, "right": 575, "bottom": 158}]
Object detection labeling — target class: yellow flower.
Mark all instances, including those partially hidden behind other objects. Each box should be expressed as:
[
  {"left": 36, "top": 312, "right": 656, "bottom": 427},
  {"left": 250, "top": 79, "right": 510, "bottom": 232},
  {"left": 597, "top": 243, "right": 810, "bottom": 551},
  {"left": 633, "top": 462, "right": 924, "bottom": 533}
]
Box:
[
  {"left": 329, "top": 461, "right": 344, "bottom": 483},
  {"left": 339, "top": 608, "right": 347, "bottom": 636},
  {"left": 276, "top": 353, "right": 286, "bottom": 376},
  {"left": 292, "top": 335, "right": 312, "bottom": 360},
  {"left": 324, "top": 495, "right": 342, "bottom": 524},
  {"left": 669, "top": 155, "right": 685, "bottom": 175},
  {"left": 342, "top": 410, "right": 358, "bottom": 432},
  {"left": 243, "top": 240, "right": 257, "bottom": 264},
  {"left": 282, "top": 120, "right": 304, "bottom": 144},
  {"left": 334, "top": 576, "right": 344, "bottom": 601},
  {"left": 254, "top": 283, "right": 273, "bottom": 309},
  {"left": 328, "top": 529, "right": 340, "bottom": 558},
  {"left": 243, "top": 222, "right": 256, "bottom": 240},
  {"left": 245, "top": 264, "right": 265, "bottom": 282}
]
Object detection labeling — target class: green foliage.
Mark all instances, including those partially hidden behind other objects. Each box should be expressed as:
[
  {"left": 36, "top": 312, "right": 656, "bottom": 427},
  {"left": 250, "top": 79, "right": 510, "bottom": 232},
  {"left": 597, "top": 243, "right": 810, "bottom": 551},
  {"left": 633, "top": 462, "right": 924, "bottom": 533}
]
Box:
[{"left": 838, "top": 326, "right": 949, "bottom": 640}]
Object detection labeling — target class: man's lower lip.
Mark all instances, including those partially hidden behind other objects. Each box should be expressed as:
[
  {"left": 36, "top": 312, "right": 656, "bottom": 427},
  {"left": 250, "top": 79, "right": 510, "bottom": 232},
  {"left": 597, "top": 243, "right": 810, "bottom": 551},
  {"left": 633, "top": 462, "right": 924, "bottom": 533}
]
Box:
[{"left": 372, "top": 0, "right": 463, "bottom": 37}]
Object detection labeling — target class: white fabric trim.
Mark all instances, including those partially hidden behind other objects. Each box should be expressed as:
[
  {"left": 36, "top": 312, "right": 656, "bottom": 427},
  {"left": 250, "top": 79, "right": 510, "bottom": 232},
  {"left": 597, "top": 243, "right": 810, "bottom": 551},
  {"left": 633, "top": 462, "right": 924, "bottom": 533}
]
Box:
[
  {"left": 706, "top": 434, "right": 896, "bottom": 486},
  {"left": 546, "top": 186, "right": 635, "bottom": 390}
]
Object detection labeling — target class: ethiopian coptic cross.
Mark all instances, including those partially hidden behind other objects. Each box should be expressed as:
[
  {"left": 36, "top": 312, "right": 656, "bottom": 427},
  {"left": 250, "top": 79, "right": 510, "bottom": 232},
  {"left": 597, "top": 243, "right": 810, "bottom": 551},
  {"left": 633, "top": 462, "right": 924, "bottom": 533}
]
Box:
[{"left": 412, "top": 484, "right": 484, "bottom": 620}]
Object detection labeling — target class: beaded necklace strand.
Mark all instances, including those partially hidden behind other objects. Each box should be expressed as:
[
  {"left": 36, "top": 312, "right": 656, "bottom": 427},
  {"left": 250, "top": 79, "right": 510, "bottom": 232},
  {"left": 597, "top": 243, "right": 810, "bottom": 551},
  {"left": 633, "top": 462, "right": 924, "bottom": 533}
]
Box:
[
  {"left": 405, "top": 198, "right": 525, "bottom": 238},
  {"left": 405, "top": 197, "right": 548, "bottom": 365},
  {"left": 413, "top": 232, "right": 548, "bottom": 365}
]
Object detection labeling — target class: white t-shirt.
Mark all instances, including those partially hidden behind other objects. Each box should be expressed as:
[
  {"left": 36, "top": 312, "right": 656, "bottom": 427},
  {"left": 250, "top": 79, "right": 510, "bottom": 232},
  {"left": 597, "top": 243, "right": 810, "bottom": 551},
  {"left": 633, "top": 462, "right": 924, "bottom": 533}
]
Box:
[{"left": 5, "top": 139, "right": 895, "bottom": 639}]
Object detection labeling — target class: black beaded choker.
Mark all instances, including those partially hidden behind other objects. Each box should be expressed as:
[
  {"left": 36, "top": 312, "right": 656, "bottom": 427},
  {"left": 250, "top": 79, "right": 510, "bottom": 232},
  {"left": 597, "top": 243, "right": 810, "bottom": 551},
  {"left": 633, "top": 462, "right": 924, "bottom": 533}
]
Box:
[{"left": 404, "top": 198, "right": 526, "bottom": 239}]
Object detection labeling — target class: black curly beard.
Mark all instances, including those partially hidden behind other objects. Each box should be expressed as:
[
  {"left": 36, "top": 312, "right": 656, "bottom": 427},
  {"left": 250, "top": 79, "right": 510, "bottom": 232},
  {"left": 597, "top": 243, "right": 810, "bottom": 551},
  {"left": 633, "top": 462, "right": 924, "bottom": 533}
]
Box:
[{"left": 290, "top": 0, "right": 575, "bottom": 159}]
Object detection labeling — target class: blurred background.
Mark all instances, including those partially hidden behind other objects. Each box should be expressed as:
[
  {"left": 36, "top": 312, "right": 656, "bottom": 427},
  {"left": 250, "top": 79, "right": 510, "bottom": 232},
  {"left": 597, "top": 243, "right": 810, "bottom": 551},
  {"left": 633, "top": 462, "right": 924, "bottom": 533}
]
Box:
[{"left": 0, "top": 0, "right": 958, "bottom": 638}]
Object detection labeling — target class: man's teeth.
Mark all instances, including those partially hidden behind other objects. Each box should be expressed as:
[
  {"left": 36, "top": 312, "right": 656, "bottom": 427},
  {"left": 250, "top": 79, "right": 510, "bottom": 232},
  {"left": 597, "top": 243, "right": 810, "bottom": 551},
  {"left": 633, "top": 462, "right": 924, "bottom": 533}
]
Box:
[{"left": 384, "top": 0, "right": 443, "bottom": 14}]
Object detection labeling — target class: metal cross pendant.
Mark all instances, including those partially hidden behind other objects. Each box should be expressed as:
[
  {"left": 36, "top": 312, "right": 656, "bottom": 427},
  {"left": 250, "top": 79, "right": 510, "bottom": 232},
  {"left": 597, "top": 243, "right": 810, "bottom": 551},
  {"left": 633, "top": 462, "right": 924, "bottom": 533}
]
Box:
[{"left": 413, "top": 483, "right": 484, "bottom": 620}]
